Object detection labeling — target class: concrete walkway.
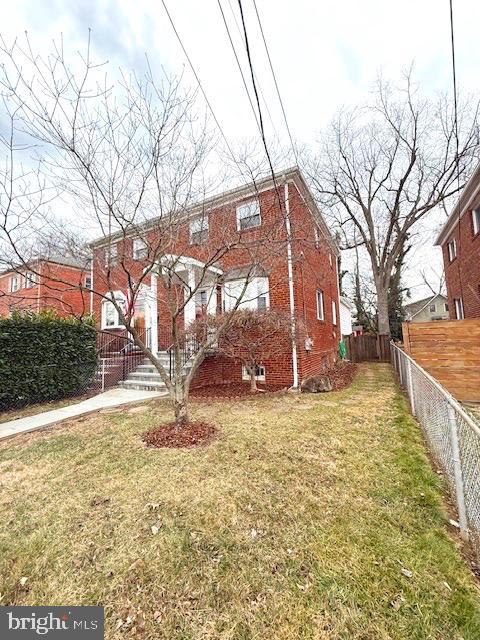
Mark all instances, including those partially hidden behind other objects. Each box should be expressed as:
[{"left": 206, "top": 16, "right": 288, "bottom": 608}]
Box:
[{"left": 0, "top": 388, "right": 167, "bottom": 441}]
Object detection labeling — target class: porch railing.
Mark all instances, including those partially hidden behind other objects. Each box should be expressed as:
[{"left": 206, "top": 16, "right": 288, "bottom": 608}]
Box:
[{"left": 167, "top": 334, "right": 200, "bottom": 379}]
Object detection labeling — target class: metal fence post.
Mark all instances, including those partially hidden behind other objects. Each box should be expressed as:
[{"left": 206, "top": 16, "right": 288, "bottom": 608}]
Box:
[
  {"left": 398, "top": 349, "right": 404, "bottom": 387},
  {"left": 101, "top": 359, "right": 106, "bottom": 392},
  {"left": 447, "top": 404, "right": 469, "bottom": 540},
  {"left": 406, "top": 360, "right": 416, "bottom": 416}
]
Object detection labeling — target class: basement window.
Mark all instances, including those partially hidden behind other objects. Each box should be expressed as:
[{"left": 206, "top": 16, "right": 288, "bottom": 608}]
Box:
[{"left": 242, "top": 365, "right": 266, "bottom": 382}]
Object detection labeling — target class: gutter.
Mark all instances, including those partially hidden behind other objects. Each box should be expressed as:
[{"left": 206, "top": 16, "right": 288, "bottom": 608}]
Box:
[{"left": 284, "top": 180, "right": 299, "bottom": 389}]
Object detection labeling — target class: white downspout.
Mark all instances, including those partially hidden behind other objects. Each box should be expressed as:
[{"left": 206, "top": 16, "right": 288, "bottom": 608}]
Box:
[
  {"left": 284, "top": 181, "right": 299, "bottom": 389},
  {"left": 89, "top": 258, "right": 94, "bottom": 315}
]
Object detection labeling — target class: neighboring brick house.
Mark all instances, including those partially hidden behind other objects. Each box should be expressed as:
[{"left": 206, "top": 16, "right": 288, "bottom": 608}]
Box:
[
  {"left": 404, "top": 294, "right": 449, "bottom": 323},
  {"left": 0, "top": 255, "right": 91, "bottom": 318},
  {"left": 90, "top": 168, "right": 341, "bottom": 389},
  {"left": 436, "top": 164, "right": 480, "bottom": 319}
]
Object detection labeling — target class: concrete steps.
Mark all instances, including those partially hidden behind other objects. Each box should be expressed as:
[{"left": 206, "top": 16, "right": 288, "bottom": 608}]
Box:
[{"left": 117, "top": 351, "right": 193, "bottom": 392}]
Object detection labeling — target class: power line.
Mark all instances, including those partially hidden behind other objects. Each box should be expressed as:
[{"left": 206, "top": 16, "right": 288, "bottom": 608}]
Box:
[
  {"left": 252, "top": 0, "right": 299, "bottom": 167},
  {"left": 160, "top": 0, "right": 238, "bottom": 164}
]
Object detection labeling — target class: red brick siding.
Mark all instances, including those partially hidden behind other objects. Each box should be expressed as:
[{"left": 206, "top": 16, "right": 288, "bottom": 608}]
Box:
[{"left": 442, "top": 196, "right": 480, "bottom": 319}]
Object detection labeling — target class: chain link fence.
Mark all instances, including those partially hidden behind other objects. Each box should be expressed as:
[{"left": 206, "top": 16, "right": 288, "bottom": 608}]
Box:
[{"left": 391, "top": 342, "right": 480, "bottom": 555}]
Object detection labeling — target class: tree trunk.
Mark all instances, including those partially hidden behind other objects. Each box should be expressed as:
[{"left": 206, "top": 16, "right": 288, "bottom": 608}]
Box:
[
  {"left": 376, "top": 282, "right": 390, "bottom": 335},
  {"left": 173, "top": 384, "right": 189, "bottom": 429},
  {"left": 248, "top": 366, "right": 258, "bottom": 392}
]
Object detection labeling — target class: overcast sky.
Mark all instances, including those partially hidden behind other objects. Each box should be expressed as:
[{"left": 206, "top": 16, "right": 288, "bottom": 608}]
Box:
[{"left": 3, "top": 0, "right": 480, "bottom": 300}]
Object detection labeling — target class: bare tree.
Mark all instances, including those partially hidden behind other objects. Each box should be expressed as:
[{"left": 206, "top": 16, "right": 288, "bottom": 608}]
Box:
[
  {"left": 0, "top": 35, "right": 296, "bottom": 428},
  {"left": 307, "top": 72, "right": 479, "bottom": 334},
  {"left": 204, "top": 309, "right": 292, "bottom": 391}
]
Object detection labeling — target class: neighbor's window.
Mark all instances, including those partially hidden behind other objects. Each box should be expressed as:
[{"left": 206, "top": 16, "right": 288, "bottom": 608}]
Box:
[
  {"left": 332, "top": 299, "right": 337, "bottom": 325},
  {"left": 447, "top": 239, "right": 457, "bottom": 262},
  {"left": 429, "top": 304, "right": 436, "bottom": 313},
  {"left": 9, "top": 275, "right": 19, "bottom": 293},
  {"left": 132, "top": 238, "right": 148, "bottom": 260},
  {"left": 105, "top": 243, "right": 118, "bottom": 267},
  {"left": 316, "top": 290, "right": 325, "bottom": 320},
  {"left": 454, "top": 298, "right": 464, "bottom": 320},
  {"left": 473, "top": 207, "right": 480, "bottom": 236},
  {"left": 101, "top": 291, "right": 126, "bottom": 329},
  {"left": 190, "top": 216, "right": 209, "bottom": 244},
  {"left": 24, "top": 272, "right": 36, "bottom": 288},
  {"left": 242, "top": 364, "right": 266, "bottom": 381},
  {"left": 445, "top": 303, "right": 449, "bottom": 312},
  {"left": 237, "top": 200, "right": 261, "bottom": 230}
]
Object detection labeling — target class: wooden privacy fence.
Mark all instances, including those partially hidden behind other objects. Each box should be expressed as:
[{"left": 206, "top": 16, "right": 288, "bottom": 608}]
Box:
[
  {"left": 344, "top": 334, "right": 391, "bottom": 363},
  {"left": 402, "top": 319, "right": 480, "bottom": 402}
]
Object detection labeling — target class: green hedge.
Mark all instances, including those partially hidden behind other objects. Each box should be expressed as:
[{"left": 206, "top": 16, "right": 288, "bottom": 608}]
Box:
[{"left": 0, "top": 311, "right": 97, "bottom": 410}]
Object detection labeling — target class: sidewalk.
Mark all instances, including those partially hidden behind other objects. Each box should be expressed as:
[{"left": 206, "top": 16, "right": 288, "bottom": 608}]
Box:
[{"left": 0, "top": 388, "right": 167, "bottom": 441}]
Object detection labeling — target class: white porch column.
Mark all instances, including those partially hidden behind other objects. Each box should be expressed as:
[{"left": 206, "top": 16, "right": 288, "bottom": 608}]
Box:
[
  {"left": 150, "top": 272, "right": 158, "bottom": 355},
  {"left": 184, "top": 267, "right": 196, "bottom": 329}
]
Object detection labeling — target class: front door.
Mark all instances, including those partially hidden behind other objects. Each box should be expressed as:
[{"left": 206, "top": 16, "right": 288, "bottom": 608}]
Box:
[{"left": 135, "top": 286, "right": 151, "bottom": 348}]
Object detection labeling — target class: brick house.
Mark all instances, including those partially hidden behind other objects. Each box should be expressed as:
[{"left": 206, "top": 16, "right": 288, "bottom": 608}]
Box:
[
  {"left": 436, "top": 164, "right": 480, "bottom": 319},
  {"left": 90, "top": 168, "right": 341, "bottom": 389},
  {"left": 0, "top": 255, "right": 91, "bottom": 318}
]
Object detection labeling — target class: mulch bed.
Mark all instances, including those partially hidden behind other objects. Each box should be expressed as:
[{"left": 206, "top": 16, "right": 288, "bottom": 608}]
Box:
[
  {"left": 143, "top": 421, "right": 217, "bottom": 449},
  {"left": 328, "top": 361, "right": 358, "bottom": 390},
  {"left": 190, "top": 383, "right": 287, "bottom": 401}
]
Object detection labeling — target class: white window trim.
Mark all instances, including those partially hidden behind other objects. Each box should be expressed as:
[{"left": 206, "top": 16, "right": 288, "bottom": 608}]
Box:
[
  {"left": 429, "top": 304, "right": 436, "bottom": 313},
  {"left": 101, "top": 291, "right": 126, "bottom": 329},
  {"left": 332, "top": 299, "right": 337, "bottom": 325},
  {"left": 447, "top": 239, "right": 457, "bottom": 262},
  {"left": 314, "top": 227, "right": 320, "bottom": 249},
  {"left": 24, "top": 272, "right": 36, "bottom": 289},
  {"left": 190, "top": 216, "right": 209, "bottom": 244},
  {"left": 454, "top": 298, "right": 464, "bottom": 320},
  {"left": 133, "top": 238, "right": 148, "bottom": 260},
  {"left": 316, "top": 290, "right": 325, "bottom": 321},
  {"left": 223, "top": 276, "right": 270, "bottom": 311},
  {"left": 242, "top": 364, "right": 266, "bottom": 382},
  {"left": 105, "top": 243, "right": 118, "bottom": 267},
  {"left": 473, "top": 208, "right": 480, "bottom": 236},
  {"left": 236, "top": 200, "right": 261, "bottom": 231},
  {"left": 9, "top": 275, "right": 19, "bottom": 293}
]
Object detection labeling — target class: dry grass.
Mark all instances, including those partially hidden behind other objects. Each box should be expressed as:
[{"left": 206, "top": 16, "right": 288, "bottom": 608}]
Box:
[{"left": 0, "top": 364, "right": 479, "bottom": 639}]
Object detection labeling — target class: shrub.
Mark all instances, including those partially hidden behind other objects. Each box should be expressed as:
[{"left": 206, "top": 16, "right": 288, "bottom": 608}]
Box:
[{"left": 0, "top": 311, "right": 97, "bottom": 409}]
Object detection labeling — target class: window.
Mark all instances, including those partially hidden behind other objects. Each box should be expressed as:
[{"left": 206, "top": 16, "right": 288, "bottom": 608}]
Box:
[
  {"left": 190, "top": 216, "right": 209, "bottom": 244},
  {"left": 133, "top": 238, "right": 148, "bottom": 260},
  {"left": 314, "top": 227, "right": 320, "bottom": 249},
  {"left": 429, "top": 304, "right": 436, "bottom": 313},
  {"left": 332, "top": 299, "right": 337, "bottom": 325},
  {"left": 105, "top": 243, "right": 118, "bottom": 267},
  {"left": 9, "top": 276, "right": 19, "bottom": 293},
  {"left": 101, "top": 292, "right": 126, "bottom": 329},
  {"left": 447, "top": 239, "right": 457, "bottom": 262},
  {"left": 473, "top": 207, "right": 480, "bottom": 236},
  {"left": 237, "top": 200, "right": 261, "bottom": 230},
  {"left": 316, "top": 290, "right": 324, "bottom": 320},
  {"left": 454, "top": 298, "right": 464, "bottom": 320},
  {"left": 223, "top": 276, "right": 269, "bottom": 311},
  {"left": 85, "top": 276, "right": 92, "bottom": 290},
  {"left": 242, "top": 364, "right": 265, "bottom": 382},
  {"left": 445, "top": 303, "right": 449, "bottom": 312},
  {"left": 24, "top": 272, "right": 36, "bottom": 288},
  {"left": 329, "top": 253, "right": 333, "bottom": 268}
]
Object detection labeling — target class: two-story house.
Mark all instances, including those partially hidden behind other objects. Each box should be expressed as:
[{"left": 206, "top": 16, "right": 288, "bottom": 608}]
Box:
[
  {"left": 404, "top": 294, "right": 449, "bottom": 323},
  {"left": 0, "top": 255, "right": 91, "bottom": 318},
  {"left": 435, "top": 164, "right": 480, "bottom": 319},
  {"left": 89, "top": 167, "right": 341, "bottom": 390}
]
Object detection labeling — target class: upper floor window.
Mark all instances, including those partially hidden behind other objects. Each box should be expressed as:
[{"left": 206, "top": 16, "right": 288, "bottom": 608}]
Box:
[
  {"left": 190, "top": 216, "right": 209, "bottom": 245},
  {"left": 132, "top": 238, "right": 148, "bottom": 261},
  {"left": 237, "top": 200, "right": 261, "bottom": 231},
  {"left": 85, "top": 275, "right": 92, "bottom": 290},
  {"left": 447, "top": 239, "right": 456, "bottom": 262},
  {"left": 429, "top": 304, "right": 436, "bottom": 313},
  {"left": 314, "top": 227, "right": 320, "bottom": 249},
  {"left": 24, "top": 272, "right": 37, "bottom": 288},
  {"left": 332, "top": 299, "right": 337, "bottom": 325},
  {"left": 101, "top": 291, "right": 126, "bottom": 329},
  {"left": 473, "top": 207, "right": 480, "bottom": 236},
  {"left": 454, "top": 298, "right": 464, "bottom": 320},
  {"left": 105, "top": 243, "right": 118, "bottom": 267},
  {"left": 329, "top": 252, "right": 333, "bottom": 268},
  {"left": 223, "top": 276, "right": 269, "bottom": 311},
  {"left": 316, "top": 290, "right": 325, "bottom": 321},
  {"left": 9, "top": 275, "right": 19, "bottom": 293}
]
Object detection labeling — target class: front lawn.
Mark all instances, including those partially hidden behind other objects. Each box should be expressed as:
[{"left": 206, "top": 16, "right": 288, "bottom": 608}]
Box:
[{"left": 0, "top": 364, "right": 479, "bottom": 639}]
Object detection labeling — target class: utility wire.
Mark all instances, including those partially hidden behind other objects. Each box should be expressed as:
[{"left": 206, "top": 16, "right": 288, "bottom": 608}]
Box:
[{"left": 252, "top": 0, "right": 299, "bottom": 167}]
